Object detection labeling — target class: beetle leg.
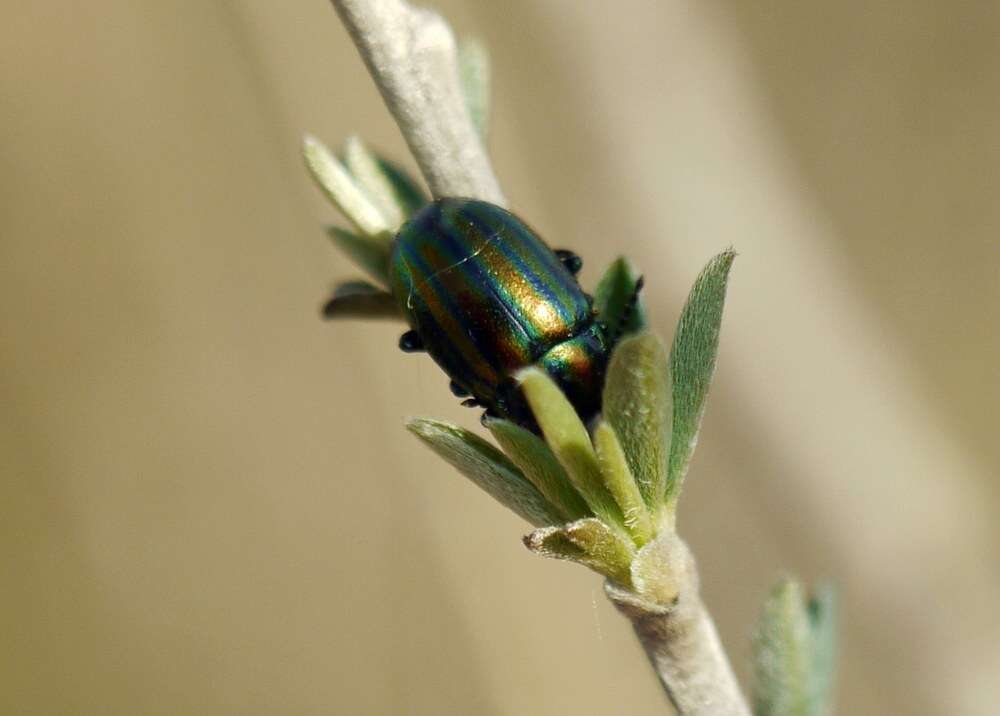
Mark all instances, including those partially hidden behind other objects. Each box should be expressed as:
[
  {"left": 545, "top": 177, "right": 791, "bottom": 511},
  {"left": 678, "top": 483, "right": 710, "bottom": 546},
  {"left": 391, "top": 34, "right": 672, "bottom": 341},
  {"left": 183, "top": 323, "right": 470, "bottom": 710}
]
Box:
[
  {"left": 610, "top": 276, "right": 645, "bottom": 343},
  {"left": 449, "top": 380, "right": 470, "bottom": 397},
  {"left": 398, "top": 330, "right": 425, "bottom": 352},
  {"left": 461, "top": 398, "right": 481, "bottom": 408},
  {"left": 554, "top": 249, "right": 583, "bottom": 276},
  {"left": 479, "top": 408, "right": 500, "bottom": 426}
]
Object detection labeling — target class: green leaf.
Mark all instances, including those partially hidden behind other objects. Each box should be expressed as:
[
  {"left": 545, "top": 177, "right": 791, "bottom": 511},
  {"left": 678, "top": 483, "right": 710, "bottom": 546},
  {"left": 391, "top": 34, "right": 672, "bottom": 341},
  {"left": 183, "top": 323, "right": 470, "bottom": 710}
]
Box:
[
  {"left": 524, "top": 518, "right": 635, "bottom": 586},
  {"left": 322, "top": 281, "right": 401, "bottom": 321},
  {"left": 517, "top": 368, "right": 626, "bottom": 532},
  {"left": 302, "top": 135, "right": 390, "bottom": 237},
  {"left": 374, "top": 156, "right": 429, "bottom": 219},
  {"left": 754, "top": 579, "right": 811, "bottom": 716},
  {"left": 343, "top": 135, "right": 407, "bottom": 230},
  {"left": 325, "top": 226, "right": 391, "bottom": 287},
  {"left": 594, "top": 257, "right": 647, "bottom": 338},
  {"left": 592, "top": 421, "right": 653, "bottom": 545},
  {"left": 524, "top": 526, "right": 585, "bottom": 561},
  {"left": 458, "top": 39, "right": 491, "bottom": 139},
  {"left": 667, "top": 249, "right": 735, "bottom": 501},
  {"left": 807, "top": 585, "right": 837, "bottom": 716},
  {"left": 602, "top": 333, "right": 672, "bottom": 510},
  {"left": 406, "top": 418, "right": 562, "bottom": 527},
  {"left": 753, "top": 578, "right": 837, "bottom": 716},
  {"left": 485, "top": 417, "right": 591, "bottom": 522}
]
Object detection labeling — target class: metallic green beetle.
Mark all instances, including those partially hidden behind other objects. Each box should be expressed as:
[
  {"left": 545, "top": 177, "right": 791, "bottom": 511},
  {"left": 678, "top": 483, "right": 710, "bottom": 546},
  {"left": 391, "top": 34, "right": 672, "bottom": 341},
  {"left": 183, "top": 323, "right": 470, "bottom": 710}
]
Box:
[{"left": 390, "top": 198, "right": 639, "bottom": 428}]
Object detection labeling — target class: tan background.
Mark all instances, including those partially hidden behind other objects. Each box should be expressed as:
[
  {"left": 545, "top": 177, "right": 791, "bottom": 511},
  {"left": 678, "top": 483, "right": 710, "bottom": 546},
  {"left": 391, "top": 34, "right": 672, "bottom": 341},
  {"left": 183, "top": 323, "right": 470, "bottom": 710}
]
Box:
[{"left": 2, "top": 1, "right": 998, "bottom": 714}]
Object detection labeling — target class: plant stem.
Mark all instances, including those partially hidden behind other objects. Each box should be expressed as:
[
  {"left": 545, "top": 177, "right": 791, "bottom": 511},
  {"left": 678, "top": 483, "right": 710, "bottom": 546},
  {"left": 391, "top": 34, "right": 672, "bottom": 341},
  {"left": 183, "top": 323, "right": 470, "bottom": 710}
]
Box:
[
  {"left": 328, "top": 1, "right": 747, "bottom": 711},
  {"left": 331, "top": 0, "right": 506, "bottom": 205},
  {"left": 606, "top": 539, "right": 750, "bottom": 716}
]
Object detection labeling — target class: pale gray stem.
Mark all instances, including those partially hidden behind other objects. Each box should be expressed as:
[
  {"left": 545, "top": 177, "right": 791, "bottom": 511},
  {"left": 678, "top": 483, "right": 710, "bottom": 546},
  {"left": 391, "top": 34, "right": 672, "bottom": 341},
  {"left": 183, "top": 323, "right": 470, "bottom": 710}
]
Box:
[
  {"left": 606, "top": 541, "right": 750, "bottom": 716},
  {"left": 329, "top": 2, "right": 746, "bottom": 711},
  {"left": 331, "top": 0, "right": 506, "bottom": 205}
]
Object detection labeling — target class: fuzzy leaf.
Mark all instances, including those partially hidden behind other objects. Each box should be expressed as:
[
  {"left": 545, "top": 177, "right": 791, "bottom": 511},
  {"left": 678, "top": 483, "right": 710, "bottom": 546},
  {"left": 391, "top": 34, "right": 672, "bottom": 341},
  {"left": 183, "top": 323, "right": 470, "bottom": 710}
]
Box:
[
  {"left": 303, "top": 134, "right": 389, "bottom": 236},
  {"left": 485, "top": 417, "right": 591, "bottom": 522},
  {"left": 374, "top": 156, "right": 429, "bottom": 219},
  {"left": 458, "top": 39, "right": 491, "bottom": 139},
  {"left": 322, "top": 281, "right": 401, "bottom": 320},
  {"left": 754, "top": 579, "right": 811, "bottom": 716},
  {"left": 343, "top": 135, "right": 407, "bottom": 230},
  {"left": 592, "top": 421, "right": 653, "bottom": 545},
  {"left": 524, "top": 526, "right": 585, "bottom": 560},
  {"left": 518, "top": 368, "right": 626, "bottom": 531},
  {"left": 325, "top": 226, "right": 391, "bottom": 287},
  {"left": 524, "top": 518, "right": 634, "bottom": 585},
  {"left": 629, "top": 532, "right": 684, "bottom": 605},
  {"left": 667, "top": 249, "right": 735, "bottom": 501},
  {"left": 594, "top": 257, "right": 647, "bottom": 338},
  {"left": 807, "top": 585, "right": 837, "bottom": 716},
  {"left": 603, "top": 333, "right": 672, "bottom": 509},
  {"left": 406, "top": 418, "right": 562, "bottom": 527},
  {"left": 753, "top": 578, "right": 836, "bottom": 716}
]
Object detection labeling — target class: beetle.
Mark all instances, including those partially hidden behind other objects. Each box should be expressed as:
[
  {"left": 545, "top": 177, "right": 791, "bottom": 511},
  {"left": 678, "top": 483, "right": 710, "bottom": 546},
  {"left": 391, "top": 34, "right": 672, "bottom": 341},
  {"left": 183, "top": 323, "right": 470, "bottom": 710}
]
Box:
[{"left": 388, "top": 197, "right": 641, "bottom": 429}]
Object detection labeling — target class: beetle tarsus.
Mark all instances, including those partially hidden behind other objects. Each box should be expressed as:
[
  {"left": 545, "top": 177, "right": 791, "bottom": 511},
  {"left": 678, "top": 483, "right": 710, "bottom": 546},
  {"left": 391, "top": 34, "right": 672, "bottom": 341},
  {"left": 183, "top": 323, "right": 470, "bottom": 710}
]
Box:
[
  {"left": 461, "top": 398, "right": 481, "bottom": 408},
  {"left": 611, "top": 276, "right": 645, "bottom": 343},
  {"left": 480, "top": 408, "right": 499, "bottom": 425},
  {"left": 555, "top": 249, "right": 583, "bottom": 276},
  {"left": 398, "top": 330, "right": 425, "bottom": 352}
]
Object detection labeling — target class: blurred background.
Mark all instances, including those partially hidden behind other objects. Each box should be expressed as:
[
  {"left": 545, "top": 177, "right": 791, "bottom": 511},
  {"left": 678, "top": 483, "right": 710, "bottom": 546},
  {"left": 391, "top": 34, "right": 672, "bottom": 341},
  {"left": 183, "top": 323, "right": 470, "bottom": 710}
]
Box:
[{"left": 2, "top": 1, "right": 998, "bottom": 714}]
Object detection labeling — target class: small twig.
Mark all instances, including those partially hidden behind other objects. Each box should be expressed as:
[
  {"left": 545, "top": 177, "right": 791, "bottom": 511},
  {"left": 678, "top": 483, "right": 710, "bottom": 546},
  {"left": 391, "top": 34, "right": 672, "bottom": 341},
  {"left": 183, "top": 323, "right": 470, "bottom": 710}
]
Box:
[
  {"left": 328, "top": 1, "right": 748, "bottom": 712},
  {"left": 331, "top": 0, "right": 506, "bottom": 205},
  {"left": 606, "top": 538, "right": 750, "bottom": 716}
]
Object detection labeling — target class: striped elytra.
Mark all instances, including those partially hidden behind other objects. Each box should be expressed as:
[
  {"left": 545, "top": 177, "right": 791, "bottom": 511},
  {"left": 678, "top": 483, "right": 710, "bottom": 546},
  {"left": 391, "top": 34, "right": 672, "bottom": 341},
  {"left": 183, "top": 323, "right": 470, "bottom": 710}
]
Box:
[{"left": 390, "top": 198, "right": 609, "bottom": 428}]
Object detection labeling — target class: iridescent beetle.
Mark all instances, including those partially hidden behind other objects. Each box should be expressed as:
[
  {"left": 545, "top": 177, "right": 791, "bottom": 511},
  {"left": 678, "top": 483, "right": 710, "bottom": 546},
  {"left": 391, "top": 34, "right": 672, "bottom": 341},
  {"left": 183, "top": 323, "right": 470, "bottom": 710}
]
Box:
[{"left": 361, "top": 197, "right": 642, "bottom": 429}]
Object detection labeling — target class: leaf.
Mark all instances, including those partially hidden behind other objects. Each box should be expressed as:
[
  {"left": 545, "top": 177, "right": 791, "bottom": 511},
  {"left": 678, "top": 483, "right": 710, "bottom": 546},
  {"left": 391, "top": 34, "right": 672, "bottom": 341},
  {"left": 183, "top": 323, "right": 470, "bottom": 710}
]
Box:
[
  {"left": 406, "top": 418, "right": 562, "bottom": 527},
  {"left": 667, "top": 249, "right": 735, "bottom": 502},
  {"left": 592, "top": 421, "right": 652, "bottom": 545},
  {"left": 602, "top": 333, "right": 672, "bottom": 509},
  {"left": 374, "top": 156, "right": 429, "bottom": 219},
  {"left": 807, "top": 585, "right": 837, "bottom": 716},
  {"left": 753, "top": 579, "right": 812, "bottom": 716},
  {"left": 517, "top": 368, "right": 626, "bottom": 532},
  {"left": 325, "top": 226, "right": 391, "bottom": 287},
  {"left": 524, "top": 518, "right": 635, "bottom": 586},
  {"left": 524, "top": 526, "right": 585, "bottom": 561},
  {"left": 302, "top": 134, "right": 390, "bottom": 237},
  {"left": 343, "top": 135, "right": 407, "bottom": 230},
  {"left": 594, "top": 257, "right": 647, "bottom": 338},
  {"left": 629, "top": 532, "right": 684, "bottom": 605},
  {"left": 753, "top": 578, "right": 837, "bottom": 716},
  {"left": 458, "top": 39, "right": 491, "bottom": 139},
  {"left": 485, "top": 417, "right": 591, "bottom": 522},
  {"left": 322, "top": 281, "right": 401, "bottom": 320}
]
